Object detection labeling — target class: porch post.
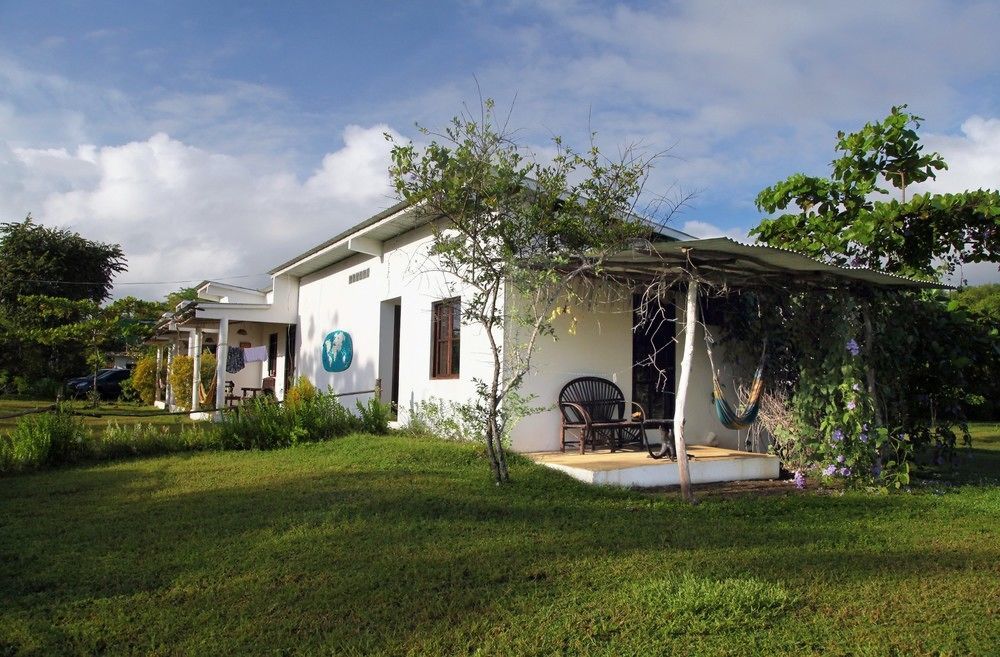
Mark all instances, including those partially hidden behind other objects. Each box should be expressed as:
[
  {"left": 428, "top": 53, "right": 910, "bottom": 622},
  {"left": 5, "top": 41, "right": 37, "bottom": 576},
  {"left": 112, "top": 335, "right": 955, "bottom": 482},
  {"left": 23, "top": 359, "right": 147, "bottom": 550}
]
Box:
[
  {"left": 673, "top": 279, "right": 698, "bottom": 504},
  {"left": 191, "top": 329, "right": 202, "bottom": 412},
  {"left": 214, "top": 317, "right": 229, "bottom": 419},
  {"left": 165, "top": 342, "right": 176, "bottom": 408},
  {"left": 155, "top": 346, "right": 163, "bottom": 403}
]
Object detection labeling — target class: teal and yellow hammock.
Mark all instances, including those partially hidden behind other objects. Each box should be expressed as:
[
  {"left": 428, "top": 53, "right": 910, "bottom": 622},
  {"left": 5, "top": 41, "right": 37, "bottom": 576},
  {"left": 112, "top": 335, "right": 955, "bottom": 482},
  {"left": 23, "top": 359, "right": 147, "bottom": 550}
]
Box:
[{"left": 704, "top": 331, "right": 766, "bottom": 431}]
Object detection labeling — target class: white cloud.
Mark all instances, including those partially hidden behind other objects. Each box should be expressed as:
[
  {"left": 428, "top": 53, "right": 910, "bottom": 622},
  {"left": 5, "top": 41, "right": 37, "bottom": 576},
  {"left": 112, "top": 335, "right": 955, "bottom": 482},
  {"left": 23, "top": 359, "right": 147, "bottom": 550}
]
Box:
[
  {"left": 679, "top": 220, "right": 749, "bottom": 242},
  {"left": 922, "top": 116, "right": 1000, "bottom": 193},
  {"left": 3, "top": 125, "right": 401, "bottom": 299}
]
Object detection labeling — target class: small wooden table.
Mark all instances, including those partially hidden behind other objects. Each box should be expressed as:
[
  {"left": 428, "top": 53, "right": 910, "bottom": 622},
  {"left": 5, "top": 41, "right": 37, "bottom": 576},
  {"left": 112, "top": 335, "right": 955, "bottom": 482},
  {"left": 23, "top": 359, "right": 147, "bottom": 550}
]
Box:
[{"left": 241, "top": 386, "right": 263, "bottom": 399}]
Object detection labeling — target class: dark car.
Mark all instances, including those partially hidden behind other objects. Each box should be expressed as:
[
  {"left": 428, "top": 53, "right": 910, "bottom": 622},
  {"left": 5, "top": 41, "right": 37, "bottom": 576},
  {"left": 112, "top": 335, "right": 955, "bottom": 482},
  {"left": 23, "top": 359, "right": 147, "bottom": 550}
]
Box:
[
  {"left": 66, "top": 369, "right": 115, "bottom": 390},
  {"left": 68, "top": 368, "right": 131, "bottom": 399}
]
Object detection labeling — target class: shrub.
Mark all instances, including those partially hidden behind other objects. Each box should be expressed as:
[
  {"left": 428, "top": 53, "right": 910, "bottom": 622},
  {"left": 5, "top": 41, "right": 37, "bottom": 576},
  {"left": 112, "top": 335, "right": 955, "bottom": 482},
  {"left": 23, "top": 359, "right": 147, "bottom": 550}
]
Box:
[
  {"left": 218, "top": 389, "right": 362, "bottom": 450},
  {"left": 402, "top": 397, "right": 481, "bottom": 442},
  {"left": 354, "top": 396, "right": 391, "bottom": 435},
  {"left": 7, "top": 409, "right": 88, "bottom": 470},
  {"left": 168, "top": 353, "right": 217, "bottom": 411},
  {"left": 285, "top": 376, "right": 319, "bottom": 410},
  {"left": 130, "top": 353, "right": 162, "bottom": 405}
]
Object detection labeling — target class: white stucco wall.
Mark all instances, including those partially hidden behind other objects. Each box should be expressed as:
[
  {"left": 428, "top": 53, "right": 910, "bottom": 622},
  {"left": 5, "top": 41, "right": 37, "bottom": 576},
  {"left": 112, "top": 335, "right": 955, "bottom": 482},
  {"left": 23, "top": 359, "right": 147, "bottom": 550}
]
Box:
[
  {"left": 509, "top": 286, "right": 635, "bottom": 453},
  {"left": 295, "top": 224, "right": 496, "bottom": 417}
]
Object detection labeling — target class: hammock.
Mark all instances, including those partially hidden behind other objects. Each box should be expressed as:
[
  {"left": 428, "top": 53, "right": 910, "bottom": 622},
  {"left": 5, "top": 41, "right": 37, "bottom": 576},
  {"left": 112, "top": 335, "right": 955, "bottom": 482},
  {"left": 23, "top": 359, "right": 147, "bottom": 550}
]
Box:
[
  {"left": 703, "top": 320, "right": 766, "bottom": 431},
  {"left": 198, "top": 379, "right": 217, "bottom": 406}
]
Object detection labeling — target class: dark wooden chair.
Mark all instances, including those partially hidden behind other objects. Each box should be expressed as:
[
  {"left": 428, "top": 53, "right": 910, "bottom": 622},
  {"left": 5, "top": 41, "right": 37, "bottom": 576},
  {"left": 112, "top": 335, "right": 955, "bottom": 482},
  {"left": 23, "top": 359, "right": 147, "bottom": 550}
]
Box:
[{"left": 559, "top": 376, "right": 646, "bottom": 454}]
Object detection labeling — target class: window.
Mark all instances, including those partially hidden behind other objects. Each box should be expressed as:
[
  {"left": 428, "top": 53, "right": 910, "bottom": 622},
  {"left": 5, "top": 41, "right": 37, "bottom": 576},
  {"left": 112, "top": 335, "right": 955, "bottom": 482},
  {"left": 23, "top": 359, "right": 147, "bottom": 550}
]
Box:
[{"left": 431, "top": 298, "right": 460, "bottom": 379}]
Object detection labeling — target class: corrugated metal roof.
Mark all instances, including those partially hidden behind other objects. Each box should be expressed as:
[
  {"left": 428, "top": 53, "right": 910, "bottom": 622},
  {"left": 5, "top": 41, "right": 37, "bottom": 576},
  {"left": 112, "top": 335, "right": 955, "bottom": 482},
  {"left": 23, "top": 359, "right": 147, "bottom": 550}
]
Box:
[{"left": 605, "top": 237, "right": 948, "bottom": 289}]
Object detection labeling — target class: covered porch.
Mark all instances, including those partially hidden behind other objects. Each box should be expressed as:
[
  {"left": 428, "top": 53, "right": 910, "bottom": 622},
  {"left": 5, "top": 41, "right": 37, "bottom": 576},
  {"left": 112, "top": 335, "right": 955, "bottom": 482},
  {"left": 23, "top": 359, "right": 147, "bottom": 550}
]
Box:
[
  {"left": 148, "top": 280, "right": 298, "bottom": 418},
  {"left": 517, "top": 237, "right": 941, "bottom": 496}
]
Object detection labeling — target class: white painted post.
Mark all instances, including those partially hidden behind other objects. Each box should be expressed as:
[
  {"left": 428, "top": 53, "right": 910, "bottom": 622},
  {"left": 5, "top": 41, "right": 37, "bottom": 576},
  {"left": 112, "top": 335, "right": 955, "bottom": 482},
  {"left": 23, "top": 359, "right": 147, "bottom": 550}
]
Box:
[
  {"left": 214, "top": 317, "right": 229, "bottom": 419},
  {"left": 165, "top": 342, "right": 176, "bottom": 409},
  {"left": 191, "top": 329, "right": 202, "bottom": 412},
  {"left": 673, "top": 279, "right": 698, "bottom": 504},
  {"left": 155, "top": 346, "right": 163, "bottom": 403}
]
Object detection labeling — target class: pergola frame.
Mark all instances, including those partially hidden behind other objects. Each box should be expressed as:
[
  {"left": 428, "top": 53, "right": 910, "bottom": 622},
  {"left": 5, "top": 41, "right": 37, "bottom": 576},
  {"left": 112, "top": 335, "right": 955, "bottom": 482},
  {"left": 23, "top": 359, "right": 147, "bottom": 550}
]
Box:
[{"left": 590, "top": 237, "right": 945, "bottom": 503}]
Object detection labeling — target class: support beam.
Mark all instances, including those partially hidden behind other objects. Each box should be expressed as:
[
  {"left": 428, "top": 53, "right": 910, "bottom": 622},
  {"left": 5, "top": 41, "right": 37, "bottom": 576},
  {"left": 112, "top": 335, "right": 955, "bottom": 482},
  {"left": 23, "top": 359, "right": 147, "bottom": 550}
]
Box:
[
  {"left": 165, "top": 342, "right": 176, "bottom": 409},
  {"left": 191, "top": 329, "right": 202, "bottom": 412},
  {"left": 215, "top": 317, "right": 229, "bottom": 420},
  {"left": 673, "top": 280, "right": 698, "bottom": 504},
  {"left": 347, "top": 236, "right": 383, "bottom": 258},
  {"left": 155, "top": 346, "right": 163, "bottom": 403}
]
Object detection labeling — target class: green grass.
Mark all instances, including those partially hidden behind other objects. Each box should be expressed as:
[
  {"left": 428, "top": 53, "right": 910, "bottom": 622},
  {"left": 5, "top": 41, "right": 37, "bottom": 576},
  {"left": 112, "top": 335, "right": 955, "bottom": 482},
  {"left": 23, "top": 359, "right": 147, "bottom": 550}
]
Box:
[
  {"left": 0, "top": 398, "right": 193, "bottom": 437},
  {"left": 1, "top": 435, "right": 998, "bottom": 656}
]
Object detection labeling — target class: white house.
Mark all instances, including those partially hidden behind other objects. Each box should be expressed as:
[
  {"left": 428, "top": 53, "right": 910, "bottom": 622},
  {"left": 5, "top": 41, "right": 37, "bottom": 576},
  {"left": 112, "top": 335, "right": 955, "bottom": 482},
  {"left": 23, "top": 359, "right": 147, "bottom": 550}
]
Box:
[{"left": 151, "top": 200, "right": 938, "bottom": 486}]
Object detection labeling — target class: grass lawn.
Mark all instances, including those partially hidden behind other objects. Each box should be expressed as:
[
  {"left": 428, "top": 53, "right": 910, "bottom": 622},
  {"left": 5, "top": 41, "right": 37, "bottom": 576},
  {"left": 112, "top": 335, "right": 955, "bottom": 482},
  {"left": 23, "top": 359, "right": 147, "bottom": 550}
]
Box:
[
  {"left": 1, "top": 434, "right": 998, "bottom": 656},
  {"left": 0, "top": 399, "right": 193, "bottom": 437}
]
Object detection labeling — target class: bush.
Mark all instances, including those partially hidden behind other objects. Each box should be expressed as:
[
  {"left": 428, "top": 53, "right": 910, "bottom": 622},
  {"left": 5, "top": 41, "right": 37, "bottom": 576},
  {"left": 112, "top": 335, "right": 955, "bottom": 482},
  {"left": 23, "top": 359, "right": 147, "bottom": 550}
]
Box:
[
  {"left": 129, "top": 353, "right": 162, "bottom": 405},
  {"left": 285, "top": 376, "right": 319, "bottom": 410},
  {"left": 218, "top": 389, "right": 363, "bottom": 450},
  {"left": 6, "top": 409, "right": 88, "bottom": 470},
  {"left": 168, "top": 354, "right": 217, "bottom": 411},
  {"left": 402, "top": 398, "right": 480, "bottom": 441},
  {"left": 355, "top": 396, "right": 391, "bottom": 435}
]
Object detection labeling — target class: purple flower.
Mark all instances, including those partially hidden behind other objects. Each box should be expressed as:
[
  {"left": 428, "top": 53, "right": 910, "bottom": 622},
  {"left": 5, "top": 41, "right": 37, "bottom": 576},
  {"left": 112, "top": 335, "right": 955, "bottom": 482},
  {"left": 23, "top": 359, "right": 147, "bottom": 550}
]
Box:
[
  {"left": 837, "top": 454, "right": 845, "bottom": 463},
  {"left": 839, "top": 467, "right": 852, "bottom": 477},
  {"left": 859, "top": 433, "right": 869, "bottom": 443},
  {"left": 846, "top": 400, "right": 857, "bottom": 411},
  {"left": 832, "top": 429, "right": 844, "bottom": 442},
  {"left": 846, "top": 339, "right": 860, "bottom": 356},
  {"left": 823, "top": 464, "right": 838, "bottom": 477},
  {"left": 793, "top": 470, "right": 806, "bottom": 490}
]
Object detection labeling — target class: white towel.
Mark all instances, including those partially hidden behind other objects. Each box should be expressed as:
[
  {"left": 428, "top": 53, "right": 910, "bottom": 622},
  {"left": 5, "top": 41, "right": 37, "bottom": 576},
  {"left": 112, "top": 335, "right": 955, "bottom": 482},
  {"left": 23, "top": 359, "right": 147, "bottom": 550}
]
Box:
[{"left": 243, "top": 345, "right": 269, "bottom": 363}]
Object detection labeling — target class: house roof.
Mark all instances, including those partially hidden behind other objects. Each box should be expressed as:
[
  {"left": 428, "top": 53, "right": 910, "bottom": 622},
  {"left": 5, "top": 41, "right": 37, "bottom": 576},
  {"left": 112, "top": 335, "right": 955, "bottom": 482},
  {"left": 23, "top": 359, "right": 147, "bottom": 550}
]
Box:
[
  {"left": 603, "top": 237, "right": 949, "bottom": 290},
  {"left": 268, "top": 198, "right": 696, "bottom": 279}
]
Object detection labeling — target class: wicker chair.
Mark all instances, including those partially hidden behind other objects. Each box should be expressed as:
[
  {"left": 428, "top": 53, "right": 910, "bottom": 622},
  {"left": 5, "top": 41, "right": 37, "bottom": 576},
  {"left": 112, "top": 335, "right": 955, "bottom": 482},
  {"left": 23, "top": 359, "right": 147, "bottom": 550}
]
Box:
[{"left": 558, "top": 376, "right": 646, "bottom": 454}]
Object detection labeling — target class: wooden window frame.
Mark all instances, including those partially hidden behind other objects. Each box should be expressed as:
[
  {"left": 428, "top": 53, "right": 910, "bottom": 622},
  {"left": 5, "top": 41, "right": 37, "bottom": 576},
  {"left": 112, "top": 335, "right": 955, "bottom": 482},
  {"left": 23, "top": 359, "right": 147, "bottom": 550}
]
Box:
[{"left": 430, "top": 297, "right": 461, "bottom": 380}]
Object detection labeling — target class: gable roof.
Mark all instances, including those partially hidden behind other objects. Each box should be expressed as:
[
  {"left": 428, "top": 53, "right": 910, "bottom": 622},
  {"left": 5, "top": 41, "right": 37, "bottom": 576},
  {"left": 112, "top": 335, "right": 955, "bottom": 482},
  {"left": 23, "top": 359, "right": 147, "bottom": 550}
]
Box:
[{"left": 269, "top": 199, "right": 696, "bottom": 278}]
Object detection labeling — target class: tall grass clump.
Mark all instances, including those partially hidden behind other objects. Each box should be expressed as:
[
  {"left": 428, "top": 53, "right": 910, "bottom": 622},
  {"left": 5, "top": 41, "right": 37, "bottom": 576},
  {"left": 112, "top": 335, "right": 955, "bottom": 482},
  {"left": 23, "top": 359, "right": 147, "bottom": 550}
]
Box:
[
  {"left": 218, "top": 380, "right": 386, "bottom": 450},
  {"left": 93, "top": 422, "right": 221, "bottom": 459},
  {"left": 5, "top": 408, "right": 88, "bottom": 470}
]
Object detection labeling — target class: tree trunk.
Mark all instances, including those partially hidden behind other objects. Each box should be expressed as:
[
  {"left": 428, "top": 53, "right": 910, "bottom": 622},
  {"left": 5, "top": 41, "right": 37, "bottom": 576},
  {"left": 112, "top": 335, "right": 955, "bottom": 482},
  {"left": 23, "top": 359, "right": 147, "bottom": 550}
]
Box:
[{"left": 673, "top": 280, "right": 698, "bottom": 504}]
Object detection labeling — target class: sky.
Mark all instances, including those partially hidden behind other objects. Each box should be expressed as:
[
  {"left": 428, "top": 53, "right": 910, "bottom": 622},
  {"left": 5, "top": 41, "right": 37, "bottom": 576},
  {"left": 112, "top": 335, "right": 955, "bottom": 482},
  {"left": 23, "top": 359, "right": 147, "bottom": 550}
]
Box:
[{"left": 1, "top": 0, "right": 998, "bottom": 299}]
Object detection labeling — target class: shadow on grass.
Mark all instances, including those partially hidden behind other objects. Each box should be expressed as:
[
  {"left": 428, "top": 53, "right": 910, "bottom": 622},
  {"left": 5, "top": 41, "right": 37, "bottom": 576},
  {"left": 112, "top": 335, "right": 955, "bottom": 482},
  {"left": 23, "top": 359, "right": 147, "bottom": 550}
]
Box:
[{"left": 1, "top": 437, "right": 998, "bottom": 655}]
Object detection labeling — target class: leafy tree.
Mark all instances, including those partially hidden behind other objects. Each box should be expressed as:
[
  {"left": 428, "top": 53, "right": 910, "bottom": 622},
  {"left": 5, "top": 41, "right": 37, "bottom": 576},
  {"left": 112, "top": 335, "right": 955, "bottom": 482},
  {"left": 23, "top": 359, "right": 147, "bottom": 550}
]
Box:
[
  {"left": 0, "top": 216, "right": 126, "bottom": 305},
  {"left": 0, "top": 216, "right": 130, "bottom": 384},
  {"left": 387, "top": 100, "right": 656, "bottom": 484},
  {"left": 165, "top": 286, "right": 199, "bottom": 310},
  {"left": 15, "top": 295, "right": 163, "bottom": 403},
  {"left": 749, "top": 108, "right": 1000, "bottom": 482},
  {"left": 753, "top": 106, "right": 1000, "bottom": 279},
  {"left": 949, "top": 283, "right": 1000, "bottom": 323}
]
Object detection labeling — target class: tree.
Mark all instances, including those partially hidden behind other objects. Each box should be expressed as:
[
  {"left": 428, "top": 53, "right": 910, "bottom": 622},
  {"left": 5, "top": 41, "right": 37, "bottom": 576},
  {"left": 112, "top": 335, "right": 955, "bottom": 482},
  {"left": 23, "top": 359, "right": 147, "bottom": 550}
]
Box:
[
  {"left": 387, "top": 100, "right": 657, "bottom": 484},
  {"left": 15, "top": 295, "right": 163, "bottom": 403},
  {"left": 949, "top": 283, "right": 1000, "bottom": 324},
  {"left": 0, "top": 216, "right": 126, "bottom": 305},
  {"left": 749, "top": 108, "right": 1000, "bottom": 481},
  {"left": 753, "top": 106, "right": 1000, "bottom": 279},
  {"left": 0, "top": 216, "right": 129, "bottom": 384}
]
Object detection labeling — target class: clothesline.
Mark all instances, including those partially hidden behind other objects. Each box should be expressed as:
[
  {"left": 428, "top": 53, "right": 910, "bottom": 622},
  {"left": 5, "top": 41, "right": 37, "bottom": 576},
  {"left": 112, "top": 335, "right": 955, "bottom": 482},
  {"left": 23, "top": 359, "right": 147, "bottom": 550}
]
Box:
[{"left": 225, "top": 345, "right": 269, "bottom": 374}]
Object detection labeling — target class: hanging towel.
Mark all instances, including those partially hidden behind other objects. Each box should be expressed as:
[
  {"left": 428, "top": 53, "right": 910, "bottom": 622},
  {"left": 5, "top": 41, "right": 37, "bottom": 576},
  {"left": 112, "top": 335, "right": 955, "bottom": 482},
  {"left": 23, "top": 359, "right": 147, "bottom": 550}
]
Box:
[
  {"left": 226, "top": 346, "right": 245, "bottom": 373},
  {"left": 244, "top": 345, "right": 269, "bottom": 363}
]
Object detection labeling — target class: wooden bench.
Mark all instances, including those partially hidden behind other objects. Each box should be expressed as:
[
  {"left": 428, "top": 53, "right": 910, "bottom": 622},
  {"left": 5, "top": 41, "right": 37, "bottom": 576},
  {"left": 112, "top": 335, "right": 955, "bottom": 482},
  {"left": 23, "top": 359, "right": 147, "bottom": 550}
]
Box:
[{"left": 559, "top": 376, "right": 646, "bottom": 454}]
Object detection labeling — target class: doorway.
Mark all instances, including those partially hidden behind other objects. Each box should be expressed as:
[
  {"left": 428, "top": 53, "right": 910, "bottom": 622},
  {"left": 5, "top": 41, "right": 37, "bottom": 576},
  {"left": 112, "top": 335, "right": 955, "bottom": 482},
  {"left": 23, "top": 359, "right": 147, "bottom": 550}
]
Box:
[{"left": 632, "top": 294, "right": 676, "bottom": 419}]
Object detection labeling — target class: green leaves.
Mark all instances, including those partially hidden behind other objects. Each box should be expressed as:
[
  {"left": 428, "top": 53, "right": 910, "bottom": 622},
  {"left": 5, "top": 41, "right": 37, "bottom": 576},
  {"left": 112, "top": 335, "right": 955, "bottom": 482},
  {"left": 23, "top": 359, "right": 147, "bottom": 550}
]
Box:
[{"left": 751, "top": 106, "right": 1000, "bottom": 278}]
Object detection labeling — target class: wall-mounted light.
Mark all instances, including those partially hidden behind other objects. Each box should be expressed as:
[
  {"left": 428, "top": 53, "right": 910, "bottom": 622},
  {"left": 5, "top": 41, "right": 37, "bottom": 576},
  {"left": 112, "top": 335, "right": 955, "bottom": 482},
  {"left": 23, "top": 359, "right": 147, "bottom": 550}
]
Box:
[{"left": 237, "top": 328, "right": 248, "bottom": 335}]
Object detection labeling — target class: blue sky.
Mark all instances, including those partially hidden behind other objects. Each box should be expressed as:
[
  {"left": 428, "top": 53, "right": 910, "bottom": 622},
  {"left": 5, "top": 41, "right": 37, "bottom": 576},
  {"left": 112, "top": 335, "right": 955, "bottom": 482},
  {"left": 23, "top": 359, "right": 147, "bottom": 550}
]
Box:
[{"left": 1, "top": 0, "right": 998, "bottom": 296}]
